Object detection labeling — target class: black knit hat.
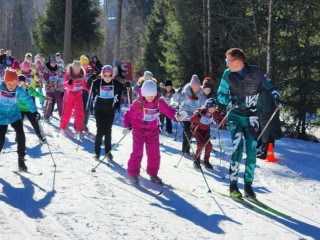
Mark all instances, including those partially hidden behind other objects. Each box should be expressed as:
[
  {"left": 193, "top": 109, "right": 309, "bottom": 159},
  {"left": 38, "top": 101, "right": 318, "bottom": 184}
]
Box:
[{"left": 165, "top": 80, "right": 173, "bottom": 87}]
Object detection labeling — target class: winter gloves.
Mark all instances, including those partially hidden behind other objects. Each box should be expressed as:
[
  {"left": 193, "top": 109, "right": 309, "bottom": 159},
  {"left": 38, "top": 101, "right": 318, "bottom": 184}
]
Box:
[
  {"left": 90, "top": 72, "right": 99, "bottom": 81},
  {"left": 175, "top": 111, "right": 187, "bottom": 122},
  {"left": 271, "top": 90, "right": 282, "bottom": 109}
]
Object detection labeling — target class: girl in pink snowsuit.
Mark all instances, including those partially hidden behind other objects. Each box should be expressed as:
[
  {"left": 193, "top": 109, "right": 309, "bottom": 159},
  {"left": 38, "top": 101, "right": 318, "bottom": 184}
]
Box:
[
  {"left": 60, "top": 61, "right": 89, "bottom": 133},
  {"left": 123, "top": 80, "right": 179, "bottom": 184}
]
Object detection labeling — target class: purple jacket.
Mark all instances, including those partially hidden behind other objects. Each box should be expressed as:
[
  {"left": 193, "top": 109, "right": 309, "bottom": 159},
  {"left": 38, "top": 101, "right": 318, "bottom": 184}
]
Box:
[{"left": 123, "top": 91, "right": 177, "bottom": 131}]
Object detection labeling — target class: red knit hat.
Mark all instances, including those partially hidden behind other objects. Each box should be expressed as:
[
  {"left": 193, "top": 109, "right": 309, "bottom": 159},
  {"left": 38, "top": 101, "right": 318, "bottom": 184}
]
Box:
[
  {"left": 202, "top": 78, "right": 213, "bottom": 89},
  {"left": 4, "top": 68, "right": 19, "bottom": 83},
  {"left": 11, "top": 60, "right": 20, "bottom": 71}
]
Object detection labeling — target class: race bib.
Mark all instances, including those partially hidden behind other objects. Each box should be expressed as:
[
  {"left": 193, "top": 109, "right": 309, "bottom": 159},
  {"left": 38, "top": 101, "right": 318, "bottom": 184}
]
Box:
[
  {"left": 49, "top": 76, "right": 57, "bottom": 82},
  {"left": 200, "top": 113, "right": 213, "bottom": 125},
  {"left": 73, "top": 81, "right": 83, "bottom": 91},
  {"left": 143, "top": 107, "right": 159, "bottom": 122},
  {"left": 100, "top": 85, "right": 114, "bottom": 99},
  {"left": 5, "top": 59, "right": 12, "bottom": 66},
  {"left": 0, "top": 90, "right": 17, "bottom": 106}
]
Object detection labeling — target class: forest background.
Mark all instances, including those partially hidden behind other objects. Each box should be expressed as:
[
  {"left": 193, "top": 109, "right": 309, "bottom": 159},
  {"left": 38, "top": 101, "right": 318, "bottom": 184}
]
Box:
[{"left": 0, "top": 0, "right": 319, "bottom": 141}]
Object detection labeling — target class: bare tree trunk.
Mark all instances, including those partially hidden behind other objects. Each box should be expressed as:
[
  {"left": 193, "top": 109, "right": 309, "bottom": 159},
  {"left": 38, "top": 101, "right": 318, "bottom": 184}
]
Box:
[
  {"left": 63, "top": 0, "right": 72, "bottom": 63},
  {"left": 207, "top": 0, "right": 212, "bottom": 78},
  {"left": 114, "top": 0, "right": 123, "bottom": 60},
  {"left": 103, "top": 0, "right": 109, "bottom": 63},
  {"left": 249, "top": 0, "right": 261, "bottom": 67},
  {"left": 202, "top": 0, "right": 208, "bottom": 77},
  {"left": 266, "top": 0, "right": 274, "bottom": 77}
]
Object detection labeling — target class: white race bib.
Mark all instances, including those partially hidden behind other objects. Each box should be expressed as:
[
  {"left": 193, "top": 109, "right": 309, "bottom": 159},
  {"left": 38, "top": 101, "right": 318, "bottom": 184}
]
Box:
[
  {"left": 200, "top": 113, "right": 213, "bottom": 125},
  {"left": 100, "top": 84, "right": 114, "bottom": 99},
  {"left": 143, "top": 107, "right": 159, "bottom": 122},
  {"left": 0, "top": 90, "right": 17, "bottom": 106}
]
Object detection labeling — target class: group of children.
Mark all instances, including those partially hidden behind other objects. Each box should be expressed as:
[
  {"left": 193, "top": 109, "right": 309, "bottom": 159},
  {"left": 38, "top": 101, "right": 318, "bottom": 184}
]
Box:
[{"left": 0, "top": 51, "right": 223, "bottom": 187}]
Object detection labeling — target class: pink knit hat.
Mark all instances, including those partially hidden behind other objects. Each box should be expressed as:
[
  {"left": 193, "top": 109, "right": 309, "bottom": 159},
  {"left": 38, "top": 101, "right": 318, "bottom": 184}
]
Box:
[{"left": 190, "top": 74, "right": 201, "bottom": 88}]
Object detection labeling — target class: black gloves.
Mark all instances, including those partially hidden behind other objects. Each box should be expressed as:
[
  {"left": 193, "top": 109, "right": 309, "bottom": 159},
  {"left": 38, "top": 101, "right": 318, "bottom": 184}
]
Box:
[
  {"left": 124, "top": 81, "right": 131, "bottom": 89},
  {"left": 34, "top": 112, "right": 41, "bottom": 121},
  {"left": 68, "top": 79, "right": 73, "bottom": 85},
  {"left": 90, "top": 72, "right": 99, "bottom": 81}
]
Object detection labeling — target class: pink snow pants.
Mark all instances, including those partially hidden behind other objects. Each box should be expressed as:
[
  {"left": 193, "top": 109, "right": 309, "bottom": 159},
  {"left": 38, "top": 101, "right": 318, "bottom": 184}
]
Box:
[
  {"left": 60, "top": 90, "right": 84, "bottom": 131},
  {"left": 127, "top": 128, "right": 160, "bottom": 177}
]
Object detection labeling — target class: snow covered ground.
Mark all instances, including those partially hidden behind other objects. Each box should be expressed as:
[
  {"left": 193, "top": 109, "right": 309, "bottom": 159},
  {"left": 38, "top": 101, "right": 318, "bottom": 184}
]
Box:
[{"left": 0, "top": 104, "right": 319, "bottom": 240}]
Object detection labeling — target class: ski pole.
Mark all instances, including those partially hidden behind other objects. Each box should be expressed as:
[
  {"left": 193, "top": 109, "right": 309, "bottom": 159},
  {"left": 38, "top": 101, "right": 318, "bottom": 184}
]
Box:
[
  {"left": 37, "top": 117, "right": 57, "bottom": 167},
  {"left": 193, "top": 106, "right": 235, "bottom": 165},
  {"left": 173, "top": 120, "right": 179, "bottom": 141},
  {"left": 257, "top": 107, "right": 279, "bottom": 142},
  {"left": 91, "top": 130, "right": 129, "bottom": 172},
  {"left": 217, "top": 129, "right": 222, "bottom": 165},
  {"left": 75, "top": 83, "right": 95, "bottom": 152},
  {"left": 57, "top": 89, "right": 70, "bottom": 137},
  {"left": 174, "top": 124, "right": 198, "bottom": 168}
]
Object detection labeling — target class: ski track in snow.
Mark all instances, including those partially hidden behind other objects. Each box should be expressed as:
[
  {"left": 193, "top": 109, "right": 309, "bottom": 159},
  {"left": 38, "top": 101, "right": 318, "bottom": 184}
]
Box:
[{"left": 0, "top": 105, "right": 319, "bottom": 240}]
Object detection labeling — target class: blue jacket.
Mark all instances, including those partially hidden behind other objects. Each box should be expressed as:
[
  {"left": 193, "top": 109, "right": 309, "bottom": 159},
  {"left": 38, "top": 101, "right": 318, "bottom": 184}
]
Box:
[{"left": 0, "top": 83, "right": 37, "bottom": 125}]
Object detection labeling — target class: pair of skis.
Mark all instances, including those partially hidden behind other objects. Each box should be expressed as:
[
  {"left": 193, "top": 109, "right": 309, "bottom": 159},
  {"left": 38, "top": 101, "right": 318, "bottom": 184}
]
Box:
[{"left": 211, "top": 189, "right": 290, "bottom": 218}]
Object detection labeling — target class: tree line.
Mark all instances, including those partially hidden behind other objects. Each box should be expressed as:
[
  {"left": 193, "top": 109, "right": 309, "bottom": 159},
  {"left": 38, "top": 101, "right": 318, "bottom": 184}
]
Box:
[{"left": 0, "top": 0, "right": 319, "bottom": 141}]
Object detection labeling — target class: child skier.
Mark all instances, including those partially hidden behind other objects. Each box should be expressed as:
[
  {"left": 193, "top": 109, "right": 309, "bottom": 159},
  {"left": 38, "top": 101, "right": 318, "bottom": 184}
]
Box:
[
  {"left": 190, "top": 98, "right": 223, "bottom": 169},
  {"left": 123, "top": 79, "right": 185, "bottom": 184},
  {"left": 60, "top": 60, "right": 89, "bottom": 134},
  {"left": 0, "top": 68, "right": 37, "bottom": 171},
  {"left": 160, "top": 80, "right": 175, "bottom": 134},
  {"left": 18, "top": 74, "right": 49, "bottom": 143},
  {"left": 43, "top": 55, "right": 63, "bottom": 121},
  {"left": 86, "top": 65, "right": 124, "bottom": 161}
]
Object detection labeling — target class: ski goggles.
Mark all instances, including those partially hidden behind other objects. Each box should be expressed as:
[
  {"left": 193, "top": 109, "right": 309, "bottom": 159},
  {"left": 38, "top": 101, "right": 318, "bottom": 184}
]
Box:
[
  {"left": 103, "top": 74, "right": 112, "bottom": 78},
  {"left": 225, "top": 58, "right": 237, "bottom": 65}
]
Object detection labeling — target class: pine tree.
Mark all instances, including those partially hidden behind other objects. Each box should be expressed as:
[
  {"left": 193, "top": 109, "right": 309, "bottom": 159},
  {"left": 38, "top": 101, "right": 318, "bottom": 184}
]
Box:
[{"left": 32, "top": 0, "right": 104, "bottom": 61}]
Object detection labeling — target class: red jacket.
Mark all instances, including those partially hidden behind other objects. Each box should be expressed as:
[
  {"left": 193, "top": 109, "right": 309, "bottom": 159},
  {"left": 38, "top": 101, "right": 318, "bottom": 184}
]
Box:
[{"left": 190, "top": 107, "right": 223, "bottom": 132}]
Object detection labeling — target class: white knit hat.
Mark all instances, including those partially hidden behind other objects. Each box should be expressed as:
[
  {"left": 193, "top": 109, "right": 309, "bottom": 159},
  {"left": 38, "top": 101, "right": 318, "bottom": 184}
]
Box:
[
  {"left": 141, "top": 80, "right": 157, "bottom": 97},
  {"left": 143, "top": 71, "right": 153, "bottom": 80}
]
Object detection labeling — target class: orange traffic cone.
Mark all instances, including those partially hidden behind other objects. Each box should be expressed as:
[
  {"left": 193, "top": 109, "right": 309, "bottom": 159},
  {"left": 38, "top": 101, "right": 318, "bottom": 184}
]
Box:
[{"left": 266, "top": 143, "right": 277, "bottom": 162}]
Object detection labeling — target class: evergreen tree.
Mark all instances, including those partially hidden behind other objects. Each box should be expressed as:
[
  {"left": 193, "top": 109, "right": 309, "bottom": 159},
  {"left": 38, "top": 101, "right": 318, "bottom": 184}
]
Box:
[
  {"left": 32, "top": 0, "right": 104, "bottom": 61},
  {"left": 138, "top": 0, "right": 169, "bottom": 82}
]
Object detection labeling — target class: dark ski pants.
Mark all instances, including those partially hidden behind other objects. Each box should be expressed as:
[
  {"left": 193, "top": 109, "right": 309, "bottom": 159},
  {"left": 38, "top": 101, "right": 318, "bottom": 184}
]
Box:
[
  {"left": 182, "top": 121, "right": 192, "bottom": 154},
  {"left": 94, "top": 109, "right": 115, "bottom": 156},
  {"left": 160, "top": 114, "right": 172, "bottom": 133},
  {"left": 21, "top": 111, "right": 41, "bottom": 135},
  {"left": 0, "top": 120, "right": 26, "bottom": 157}
]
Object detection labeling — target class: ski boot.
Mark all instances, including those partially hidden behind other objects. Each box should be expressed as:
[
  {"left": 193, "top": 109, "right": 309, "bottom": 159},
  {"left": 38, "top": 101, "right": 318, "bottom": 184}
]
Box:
[
  {"left": 128, "top": 176, "right": 139, "bottom": 184},
  {"left": 230, "top": 183, "right": 242, "bottom": 199},
  {"left": 18, "top": 156, "right": 28, "bottom": 172},
  {"left": 93, "top": 153, "right": 100, "bottom": 161},
  {"left": 204, "top": 162, "right": 213, "bottom": 170},
  {"left": 150, "top": 175, "right": 162, "bottom": 184},
  {"left": 244, "top": 184, "right": 256, "bottom": 199},
  {"left": 106, "top": 153, "right": 113, "bottom": 162},
  {"left": 193, "top": 160, "right": 201, "bottom": 169},
  {"left": 37, "top": 134, "right": 47, "bottom": 143}
]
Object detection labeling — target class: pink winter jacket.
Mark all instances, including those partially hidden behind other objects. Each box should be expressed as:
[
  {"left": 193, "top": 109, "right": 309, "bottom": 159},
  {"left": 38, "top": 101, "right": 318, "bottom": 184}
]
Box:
[
  {"left": 123, "top": 92, "right": 177, "bottom": 131},
  {"left": 63, "top": 67, "right": 89, "bottom": 92}
]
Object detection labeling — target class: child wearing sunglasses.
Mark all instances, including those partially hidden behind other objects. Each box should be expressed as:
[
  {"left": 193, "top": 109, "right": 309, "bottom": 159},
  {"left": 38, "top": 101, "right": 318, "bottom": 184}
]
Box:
[{"left": 86, "top": 65, "right": 124, "bottom": 161}]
